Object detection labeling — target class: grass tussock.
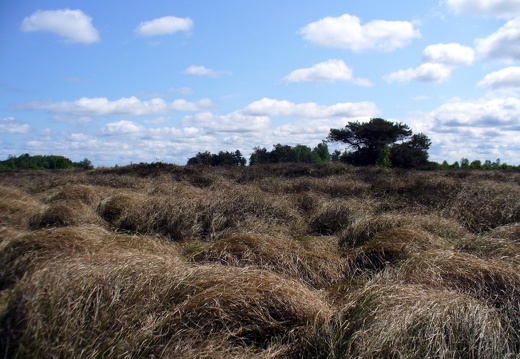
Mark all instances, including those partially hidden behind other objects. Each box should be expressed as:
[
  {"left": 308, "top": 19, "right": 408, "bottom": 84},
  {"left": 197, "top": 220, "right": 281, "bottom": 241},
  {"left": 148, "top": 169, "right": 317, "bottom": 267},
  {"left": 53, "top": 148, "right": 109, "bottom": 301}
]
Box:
[
  {"left": 446, "top": 181, "right": 520, "bottom": 233},
  {"left": 31, "top": 199, "right": 105, "bottom": 229},
  {"left": 0, "top": 165, "right": 519, "bottom": 358},
  {"left": 339, "top": 213, "right": 468, "bottom": 248},
  {"left": 0, "top": 225, "right": 181, "bottom": 290},
  {"left": 1, "top": 258, "right": 331, "bottom": 358},
  {"left": 321, "top": 283, "right": 517, "bottom": 358},
  {"left": 346, "top": 228, "right": 452, "bottom": 275},
  {"left": 396, "top": 250, "right": 520, "bottom": 309},
  {"left": 0, "top": 186, "right": 43, "bottom": 228},
  {"left": 194, "top": 233, "right": 347, "bottom": 288},
  {"left": 114, "top": 185, "right": 304, "bottom": 241}
]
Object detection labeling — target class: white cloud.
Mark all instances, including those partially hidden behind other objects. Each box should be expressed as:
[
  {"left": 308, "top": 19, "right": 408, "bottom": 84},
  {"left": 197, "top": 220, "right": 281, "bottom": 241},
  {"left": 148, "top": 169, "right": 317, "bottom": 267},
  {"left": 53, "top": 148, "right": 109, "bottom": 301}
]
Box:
[
  {"left": 21, "top": 9, "right": 99, "bottom": 44},
  {"left": 101, "top": 120, "right": 143, "bottom": 135},
  {"left": 444, "top": 0, "right": 520, "bottom": 17},
  {"left": 422, "top": 43, "right": 475, "bottom": 65},
  {"left": 0, "top": 117, "right": 31, "bottom": 133},
  {"left": 283, "top": 59, "right": 372, "bottom": 86},
  {"left": 386, "top": 42, "right": 474, "bottom": 83},
  {"left": 430, "top": 96, "right": 520, "bottom": 127},
  {"left": 422, "top": 95, "right": 520, "bottom": 163},
  {"left": 19, "top": 96, "right": 213, "bottom": 117},
  {"left": 183, "top": 65, "right": 231, "bottom": 78},
  {"left": 181, "top": 111, "right": 271, "bottom": 134},
  {"left": 135, "top": 16, "right": 193, "bottom": 36},
  {"left": 478, "top": 66, "right": 520, "bottom": 89},
  {"left": 476, "top": 18, "right": 520, "bottom": 61},
  {"left": 243, "top": 98, "right": 380, "bottom": 118},
  {"left": 300, "top": 13, "right": 420, "bottom": 52},
  {"left": 385, "top": 63, "right": 453, "bottom": 83}
]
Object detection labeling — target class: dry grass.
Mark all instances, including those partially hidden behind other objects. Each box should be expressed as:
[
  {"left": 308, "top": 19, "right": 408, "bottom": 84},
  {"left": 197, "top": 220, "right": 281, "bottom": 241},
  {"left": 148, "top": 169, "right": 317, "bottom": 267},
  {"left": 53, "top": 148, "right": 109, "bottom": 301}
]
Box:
[
  {"left": 1, "top": 257, "right": 331, "bottom": 358},
  {"left": 0, "top": 186, "right": 43, "bottom": 228},
  {"left": 396, "top": 250, "right": 520, "bottom": 309},
  {"left": 346, "top": 227, "right": 452, "bottom": 275},
  {"left": 445, "top": 180, "right": 520, "bottom": 233},
  {"left": 194, "top": 233, "right": 347, "bottom": 288},
  {"left": 0, "top": 165, "right": 519, "bottom": 358},
  {"left": 321, "top": 283, "right": 517, "bottom": 358},
  {"left": 339, "top": 213, "right": 468, "bottom": 248}
]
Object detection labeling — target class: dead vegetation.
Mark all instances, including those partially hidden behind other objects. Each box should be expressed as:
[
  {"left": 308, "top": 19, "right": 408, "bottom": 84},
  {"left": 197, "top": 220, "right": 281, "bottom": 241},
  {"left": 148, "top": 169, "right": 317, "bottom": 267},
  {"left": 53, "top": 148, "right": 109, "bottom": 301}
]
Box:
[{"left": 0, "top": 164, "right": 519, "bottom": 358}]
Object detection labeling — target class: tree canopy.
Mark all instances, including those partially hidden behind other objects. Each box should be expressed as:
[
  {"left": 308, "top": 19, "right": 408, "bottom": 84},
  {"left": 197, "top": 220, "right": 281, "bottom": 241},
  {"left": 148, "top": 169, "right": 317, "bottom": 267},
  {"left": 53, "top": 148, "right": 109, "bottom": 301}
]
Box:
[
  {"left": 187, "top": 150, "right": 247, "bottom": 166},
  {"left": 0, "top": 154, "right": 93, "bottom": 170},
  {"left": 327, "top": 118, "right": 431, "bottom": 168},
  {"left": 249, "top": 142, "right": 330, "bottom": 165}
]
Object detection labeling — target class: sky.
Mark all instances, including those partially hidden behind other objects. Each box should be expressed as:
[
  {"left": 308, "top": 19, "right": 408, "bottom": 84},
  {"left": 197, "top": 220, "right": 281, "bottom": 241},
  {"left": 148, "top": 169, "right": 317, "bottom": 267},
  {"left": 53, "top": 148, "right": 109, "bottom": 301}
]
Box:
[{"left": 1, "top": 0, "right": 520, "bottom": 167}]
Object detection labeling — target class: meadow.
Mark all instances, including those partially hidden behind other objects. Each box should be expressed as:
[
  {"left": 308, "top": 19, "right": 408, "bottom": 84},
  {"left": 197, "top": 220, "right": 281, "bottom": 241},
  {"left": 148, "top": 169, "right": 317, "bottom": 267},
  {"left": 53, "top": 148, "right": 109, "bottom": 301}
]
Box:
[{"left": 0, "top": 163, "right": 519, "bottom": 358}]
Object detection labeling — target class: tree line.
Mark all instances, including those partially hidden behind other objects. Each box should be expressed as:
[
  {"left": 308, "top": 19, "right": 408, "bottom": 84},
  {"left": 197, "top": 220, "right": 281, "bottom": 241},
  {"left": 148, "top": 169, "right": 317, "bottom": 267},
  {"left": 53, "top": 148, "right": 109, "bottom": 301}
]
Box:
[
  {"left": 187, "top": 118, "right": 517, "bottom": 170},
  {"left": 0, "top": 154, "right": 93, "bottom": 170}
]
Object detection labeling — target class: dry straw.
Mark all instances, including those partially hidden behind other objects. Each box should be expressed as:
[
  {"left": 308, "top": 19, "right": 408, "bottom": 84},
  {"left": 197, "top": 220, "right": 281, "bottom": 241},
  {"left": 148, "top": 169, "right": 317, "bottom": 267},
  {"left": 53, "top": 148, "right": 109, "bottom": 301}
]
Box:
[
  {"left": 194, "top": 233, "right": 347, "bottom": 288},
  {"left": 321, "top": 283, "right": 517, "bottom": 358},
  {"left": 1, "top": 258, "right": 331, "bottom": 358}
]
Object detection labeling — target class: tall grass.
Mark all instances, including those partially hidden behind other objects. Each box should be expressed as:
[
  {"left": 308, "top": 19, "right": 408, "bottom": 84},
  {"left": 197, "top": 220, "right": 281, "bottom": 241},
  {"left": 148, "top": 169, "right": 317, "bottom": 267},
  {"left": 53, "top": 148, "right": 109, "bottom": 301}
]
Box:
[{"left": 1, "top": 164, "right": 519, "bottom": 358}]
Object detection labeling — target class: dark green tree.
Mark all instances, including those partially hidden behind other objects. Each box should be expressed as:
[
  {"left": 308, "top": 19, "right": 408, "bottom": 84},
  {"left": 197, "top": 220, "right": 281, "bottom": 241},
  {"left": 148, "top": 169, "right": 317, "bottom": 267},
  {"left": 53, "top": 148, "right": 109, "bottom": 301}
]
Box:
[
  {"left": 187, "top": 150, "right": 246, "bottom": 166},
  {"left": 327, "top": 118, "right": 430, "bottom": 167},
  {"left": 389, "top": 133, "right": 431, "bottom": 168}
]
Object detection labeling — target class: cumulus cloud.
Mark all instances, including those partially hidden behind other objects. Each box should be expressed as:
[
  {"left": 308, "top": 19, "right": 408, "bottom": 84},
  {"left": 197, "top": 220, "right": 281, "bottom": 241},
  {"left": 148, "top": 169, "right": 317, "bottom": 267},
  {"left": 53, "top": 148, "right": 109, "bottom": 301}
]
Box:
[
  {"left": 0, "top": 117, "right": 31, "bottom": 133},
  {"left": 422, "top": 43, "right": 475, "bottom": 65},
  {"left": 135, "top": 16, "right": 193, "bottom": 36},
  {"left": 283, "top": 59, "right": 372, "bottom": 86},
  {"left": 444, "top": 0, "right": 520, "bottom": 17},
  {"left": 21, "top": 9, "right": 99, "bottom": 44},
  {"left": 430, "top": 96, "right": 520, "bottom": 128},
  {"left": 101, "top": 120, "right": 143, "bottom": 135},
  {"left": 183, "top": 65, "right": 231, "bottom": 78},
  {"left": 478, "top": 66, "right": 520, "bottom": 89},
  {"left": 18, "top": 96, "right": 213, "bottom": 117},
  {"left": 181, "top": 111, "right": 270, "bottom": 134},
  {"left": 243, "top": 98, "right": 380, "bottom": 118},
  {"left": 385, "top": 63, "right": 452, "bottom": 83},
  {"left": 386, "top": 43, "right": 473, "bottom": 83},
  {"left": 300, "top": 13, "right": 420, "bottom": 52},
  {"left": 476, "top": 18, "right": 520, "bottom": 61}
]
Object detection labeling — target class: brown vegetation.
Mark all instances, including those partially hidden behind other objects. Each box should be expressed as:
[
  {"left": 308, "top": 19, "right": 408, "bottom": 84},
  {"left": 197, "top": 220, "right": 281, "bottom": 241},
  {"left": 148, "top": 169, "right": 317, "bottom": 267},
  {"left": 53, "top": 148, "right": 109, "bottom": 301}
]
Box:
[{"left": 0, "top": 164, "right": 519, "bottom": 358}]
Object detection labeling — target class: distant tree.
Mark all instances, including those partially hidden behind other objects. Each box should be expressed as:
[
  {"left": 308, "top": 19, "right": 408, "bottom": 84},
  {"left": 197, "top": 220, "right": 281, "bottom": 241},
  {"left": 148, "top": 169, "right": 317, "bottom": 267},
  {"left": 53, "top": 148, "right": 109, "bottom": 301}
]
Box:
[
  {"left": 0, "top": 154, "right": 91, "bottom": 170},
  {"left": 389, "top": 133, "right": 431, "bottom": 168},
  {"left": 294, "top": 144, "right": 313, "bottom": 163},
  {"left": 460, "top": 158, "right": 470, "bottom": 169},
  {"left": 249, "top": 143, "right": 331, "bottom": 165},
  {"left": 312, "top": 142, "right": 331, "bottom": 163},
  {"left": 73, "top": 158, "right": 94, "bottom": 170},
  {"left": 187, "top": 150, "right": 246, "bottom": 166},
  {"left": 470, "top": 160, "right": 482, "bottom": 169},
  {"left": 249, "top": 147, "right": 270, "bottom": 165},
  {"left": 327, "top": 118, "right": 430, "bottom": 167}
]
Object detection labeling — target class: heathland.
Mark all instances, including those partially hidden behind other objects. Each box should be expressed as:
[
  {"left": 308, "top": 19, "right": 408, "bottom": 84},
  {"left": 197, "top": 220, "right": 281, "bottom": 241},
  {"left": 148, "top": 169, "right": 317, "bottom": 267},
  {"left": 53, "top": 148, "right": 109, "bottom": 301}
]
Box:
[{"left": 1, "top": 163, "right": 519, "bottom": 358}]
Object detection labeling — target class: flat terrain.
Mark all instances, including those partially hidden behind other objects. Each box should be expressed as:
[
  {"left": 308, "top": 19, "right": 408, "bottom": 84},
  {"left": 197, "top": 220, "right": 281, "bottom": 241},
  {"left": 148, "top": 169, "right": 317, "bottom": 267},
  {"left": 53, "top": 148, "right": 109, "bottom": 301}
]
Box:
[{"left": 1, "top": 163, "right": 519, "bottom": 358}]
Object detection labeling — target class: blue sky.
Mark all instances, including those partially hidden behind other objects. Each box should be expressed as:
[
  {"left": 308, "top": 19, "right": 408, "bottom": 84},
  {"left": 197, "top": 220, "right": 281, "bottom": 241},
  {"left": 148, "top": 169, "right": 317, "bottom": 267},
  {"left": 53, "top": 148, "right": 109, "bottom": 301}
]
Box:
[{"left": 1, "top": 0, "right": 519, "bottom": 166}]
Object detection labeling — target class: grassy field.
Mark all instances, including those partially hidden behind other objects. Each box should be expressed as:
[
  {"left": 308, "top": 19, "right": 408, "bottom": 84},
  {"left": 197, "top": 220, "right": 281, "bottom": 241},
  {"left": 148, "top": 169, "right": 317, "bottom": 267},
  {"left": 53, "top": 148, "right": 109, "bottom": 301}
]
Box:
[{"left": 0, "top": 163, "right": 519, "bottom": 358}]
